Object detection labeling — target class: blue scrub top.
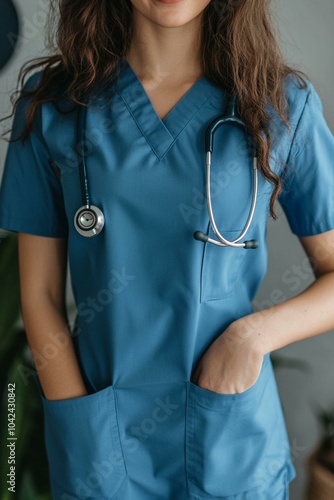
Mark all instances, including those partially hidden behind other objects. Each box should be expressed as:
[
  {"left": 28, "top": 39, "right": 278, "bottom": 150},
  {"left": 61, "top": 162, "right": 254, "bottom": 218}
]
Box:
[{"left": 1, "top": 60, "right": 334, "bottom": 499}]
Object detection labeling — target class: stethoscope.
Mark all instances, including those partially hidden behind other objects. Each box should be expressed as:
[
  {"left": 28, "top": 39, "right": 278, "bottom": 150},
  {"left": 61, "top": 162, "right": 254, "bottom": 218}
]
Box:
[
  {"left": 74, "top": 100, "right": 105, "bottom": 237},
  {"left": 193, "top": 95, "right": 259, "bottom": 249},
  {"left": 74, "top": 95, "right": 259, "bottom": 249}
]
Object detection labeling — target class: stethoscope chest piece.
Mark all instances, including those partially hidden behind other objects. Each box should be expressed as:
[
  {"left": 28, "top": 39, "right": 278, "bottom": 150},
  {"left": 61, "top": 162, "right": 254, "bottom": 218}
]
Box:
[{"left": 74, "top": 205, "right": 105, "bottom": 237}]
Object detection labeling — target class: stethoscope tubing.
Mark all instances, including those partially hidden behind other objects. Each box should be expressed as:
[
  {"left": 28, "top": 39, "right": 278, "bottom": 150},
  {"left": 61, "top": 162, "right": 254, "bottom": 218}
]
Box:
[
  {"left": 77, "top": 101, "right": 90, "bottom": 207},
  {"left": 193, "top": 95, "right": 259, "bottom": 249},
  {"left": 203, "top": 152, "right": 258, "bottom": 248}
]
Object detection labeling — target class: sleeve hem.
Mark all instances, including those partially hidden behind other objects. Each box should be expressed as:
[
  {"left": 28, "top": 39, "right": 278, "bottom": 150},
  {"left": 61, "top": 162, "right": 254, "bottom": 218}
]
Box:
[
  {"left": 288, "top": 222, "right": 334, "bottom": 238},
  {"left": 0, "top": 221, "right": 68, "bottom": 239}
]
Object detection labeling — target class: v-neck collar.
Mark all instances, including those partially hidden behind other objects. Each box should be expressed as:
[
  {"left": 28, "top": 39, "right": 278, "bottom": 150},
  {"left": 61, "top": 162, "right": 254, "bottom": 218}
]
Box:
[{"left": 114, "top": 58, "right": 222, "bottom": 159}]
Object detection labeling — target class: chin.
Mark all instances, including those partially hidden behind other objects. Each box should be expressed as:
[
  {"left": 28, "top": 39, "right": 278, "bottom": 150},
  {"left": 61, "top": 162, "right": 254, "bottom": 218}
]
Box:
[{"left": 130, "top": 0, "right": 210, "bottom": 28}]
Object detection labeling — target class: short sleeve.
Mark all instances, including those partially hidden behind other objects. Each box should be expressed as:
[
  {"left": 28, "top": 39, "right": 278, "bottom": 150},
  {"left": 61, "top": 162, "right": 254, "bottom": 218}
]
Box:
[
  {"left": 278, "top": 82, "right": 334, "bottom": 237},
  {"left": 0, "top": 72, "right": 69, "bottom": 238}
]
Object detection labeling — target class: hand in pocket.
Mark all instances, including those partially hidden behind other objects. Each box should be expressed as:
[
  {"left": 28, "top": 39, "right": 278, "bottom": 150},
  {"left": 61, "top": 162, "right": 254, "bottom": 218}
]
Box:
[{"left": 191, "top": 323, "right": 265, "bottom": 395}]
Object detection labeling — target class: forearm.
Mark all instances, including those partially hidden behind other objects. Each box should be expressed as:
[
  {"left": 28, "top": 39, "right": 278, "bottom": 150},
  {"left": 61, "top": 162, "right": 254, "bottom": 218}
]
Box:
[
  {"left": 229, "top": 271, "right": 334, "bottom": 355},
  {"left": 22, "top": 298, "right": 88, "bottom": 401}
]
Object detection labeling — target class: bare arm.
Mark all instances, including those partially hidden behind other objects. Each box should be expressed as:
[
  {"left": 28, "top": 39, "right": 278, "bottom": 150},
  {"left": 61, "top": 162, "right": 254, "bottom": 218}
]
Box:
[
  {"left": 192, "top": 229, "right": 334, "bottom": 394},
  {"left": 18, "top": 233, "right": 88, "bottom": 401},
  {"left": 229, "top": 228, "right": 334, "bottom": 354}
]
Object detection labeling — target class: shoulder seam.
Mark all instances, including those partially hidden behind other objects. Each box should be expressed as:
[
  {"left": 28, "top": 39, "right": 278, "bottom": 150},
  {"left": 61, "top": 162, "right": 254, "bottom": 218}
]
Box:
[{"left": 284, "top": 87, "right": 312, "bottom": 167}]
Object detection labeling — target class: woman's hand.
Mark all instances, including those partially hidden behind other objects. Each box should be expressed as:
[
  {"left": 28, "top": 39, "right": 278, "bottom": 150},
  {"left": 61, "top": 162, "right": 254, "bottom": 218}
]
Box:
[{"left": 191, "top": 321, "right": 265, "bottom": 395}]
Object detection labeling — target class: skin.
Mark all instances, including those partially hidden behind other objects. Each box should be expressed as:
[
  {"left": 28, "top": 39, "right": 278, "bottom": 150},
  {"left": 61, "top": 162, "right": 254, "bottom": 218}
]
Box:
[
  {"left": 18, "top": 235, "right": 88, "bottom": 400},
  {"left": 125, "top": 0, "right": 211, "bottom": 120},
  {"left": 191, "top": 231, "right": 334, "bottom": 394},
  {"left": 18, "top": 0, "right": 334, "bottom": 400}
]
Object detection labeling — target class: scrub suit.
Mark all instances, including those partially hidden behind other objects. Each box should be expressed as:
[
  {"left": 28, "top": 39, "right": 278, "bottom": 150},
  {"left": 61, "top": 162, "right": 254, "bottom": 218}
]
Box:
[{"left": 1, "top": 59, "right": 334, "bottom": 500}]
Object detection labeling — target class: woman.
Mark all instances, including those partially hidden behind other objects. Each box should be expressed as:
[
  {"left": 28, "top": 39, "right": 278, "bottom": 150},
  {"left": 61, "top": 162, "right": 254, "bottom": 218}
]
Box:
[{"left": 1, "top": 0, "right": 334, "bottom": 498}]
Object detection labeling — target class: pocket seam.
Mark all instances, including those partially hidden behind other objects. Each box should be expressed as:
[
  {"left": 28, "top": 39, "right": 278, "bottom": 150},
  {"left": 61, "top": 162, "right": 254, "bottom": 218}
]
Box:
[
  {"left": 40, "top": 383, "right": 113, "bottom": 409},
  {"left": 187, "top": 353, "right": 269, "bottom": 409},
  {"left": 113, "top": 387, "right": 128, "bottom": 476}
]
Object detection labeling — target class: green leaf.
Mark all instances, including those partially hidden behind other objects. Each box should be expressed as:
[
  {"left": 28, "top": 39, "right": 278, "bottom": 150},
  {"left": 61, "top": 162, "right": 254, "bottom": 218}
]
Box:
[{"left": 0, "top": 232, "right": 21, "bottom": 348}]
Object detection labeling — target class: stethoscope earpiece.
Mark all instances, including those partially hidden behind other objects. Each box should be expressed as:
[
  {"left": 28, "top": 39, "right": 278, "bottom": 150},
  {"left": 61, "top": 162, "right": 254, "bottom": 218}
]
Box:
[
  {"left": 244, "top": 239, "right": 259, "bottom": 249},
  {"left": 193, "top": 231, "right": 259, "bottom": 249},
  {"left": 193, "top": 231, "right": 209, "bottom": 243}
]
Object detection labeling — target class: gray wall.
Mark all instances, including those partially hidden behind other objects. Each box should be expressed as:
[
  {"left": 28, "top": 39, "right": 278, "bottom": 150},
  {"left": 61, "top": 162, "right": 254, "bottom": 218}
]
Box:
[{"left": 1, "top": 2, "right": 334, "bottom": 499}]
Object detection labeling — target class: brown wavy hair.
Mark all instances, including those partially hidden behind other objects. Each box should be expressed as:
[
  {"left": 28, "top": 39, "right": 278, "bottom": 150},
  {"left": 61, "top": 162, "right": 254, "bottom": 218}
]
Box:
[{"left": 1, "top": 0, "right": 307, "bottom": 219}]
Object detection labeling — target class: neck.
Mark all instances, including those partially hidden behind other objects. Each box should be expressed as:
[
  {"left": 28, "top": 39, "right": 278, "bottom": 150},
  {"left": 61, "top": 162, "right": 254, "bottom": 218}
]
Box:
[{"left": 125, "top": 8, "right": 204, "bottom": 85}]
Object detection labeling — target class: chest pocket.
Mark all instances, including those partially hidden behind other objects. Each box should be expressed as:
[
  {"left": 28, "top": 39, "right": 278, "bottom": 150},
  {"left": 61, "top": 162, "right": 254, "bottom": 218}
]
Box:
[{"left": 200, "top": 227, "right": 248, "bottom": 302}]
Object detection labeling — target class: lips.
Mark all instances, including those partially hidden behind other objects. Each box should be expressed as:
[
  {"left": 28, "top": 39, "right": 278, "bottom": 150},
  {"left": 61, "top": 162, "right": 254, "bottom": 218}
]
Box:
[{"left": 156, "top": 0, "right": 184, "bottom": 4}]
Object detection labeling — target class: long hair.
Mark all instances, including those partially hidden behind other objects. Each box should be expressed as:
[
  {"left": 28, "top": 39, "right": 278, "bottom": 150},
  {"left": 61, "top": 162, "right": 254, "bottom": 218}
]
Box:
[{"left": 1, "top": 0, "right": 307, "bottom": 219}]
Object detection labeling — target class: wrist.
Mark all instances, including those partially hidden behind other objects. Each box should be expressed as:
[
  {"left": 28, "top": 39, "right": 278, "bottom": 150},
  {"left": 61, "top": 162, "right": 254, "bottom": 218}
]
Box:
[{"left": 224, "top": 315, "right": 272, "bottom": 356}]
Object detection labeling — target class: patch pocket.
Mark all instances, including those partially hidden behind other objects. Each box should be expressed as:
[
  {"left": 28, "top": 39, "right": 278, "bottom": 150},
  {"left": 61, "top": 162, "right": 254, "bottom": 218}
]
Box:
[
  {"left": 33, "top": 373, "right": 126, "bottom": 498},
  {"left": 200, "top": 227, "right": 248, "bottom": 302},
  {"left": 186, "top": 354, "right": 285, "bottom": 498}
]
